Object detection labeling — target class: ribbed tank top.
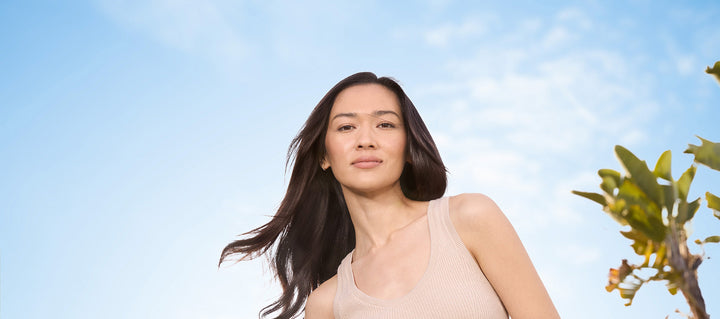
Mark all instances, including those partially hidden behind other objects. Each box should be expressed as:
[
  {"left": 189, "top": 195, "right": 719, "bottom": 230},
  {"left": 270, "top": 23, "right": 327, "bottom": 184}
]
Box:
[{"left": 333, "top": 196, "right": 508, "bottom": 318}]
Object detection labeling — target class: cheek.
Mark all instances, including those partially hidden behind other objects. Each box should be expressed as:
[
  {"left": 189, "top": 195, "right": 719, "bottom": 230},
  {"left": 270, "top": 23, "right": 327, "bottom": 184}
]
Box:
[
  {"left": 324, "top": 136, "right": 344, "bottom": 163},
  {"left": 392, "top": 135, "right": 408, "bottom": 161}
]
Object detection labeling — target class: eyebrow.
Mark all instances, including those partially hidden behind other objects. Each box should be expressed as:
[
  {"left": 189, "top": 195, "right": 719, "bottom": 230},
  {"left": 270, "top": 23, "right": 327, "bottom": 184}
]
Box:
[{"left": 330, "top": 110, "right": 401, "bottom": 122}]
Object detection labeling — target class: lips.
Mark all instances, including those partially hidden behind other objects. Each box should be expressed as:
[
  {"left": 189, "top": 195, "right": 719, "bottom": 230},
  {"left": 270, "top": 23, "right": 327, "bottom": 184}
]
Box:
[{"left": 352, "top": 156, "right": 383, "bottom": 169}]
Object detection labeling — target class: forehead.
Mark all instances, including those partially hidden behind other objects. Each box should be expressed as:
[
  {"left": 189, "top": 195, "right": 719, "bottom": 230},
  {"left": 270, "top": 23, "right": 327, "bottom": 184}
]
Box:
[{"left": 331, "top": 83, "right": 401, "bottom": 116}]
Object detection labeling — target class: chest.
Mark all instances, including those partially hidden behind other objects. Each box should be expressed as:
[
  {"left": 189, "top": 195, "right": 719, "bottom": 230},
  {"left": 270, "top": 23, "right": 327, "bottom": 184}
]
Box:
[{"left": 350, "top": 220, "right": 431, "bottom": 300}]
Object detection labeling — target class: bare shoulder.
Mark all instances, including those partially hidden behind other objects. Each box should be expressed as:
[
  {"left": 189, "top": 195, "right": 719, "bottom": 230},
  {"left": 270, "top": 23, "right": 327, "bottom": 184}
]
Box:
[
  {"left": 449, "top": 193, "right": 561, "bottom": 318},
  {"left": 304, "top": 274, "right": 337, "bottom": 319},
  {"left": 449, "top": 193, "right": 506, "bottom": 233},
  {"left": 448, "top": 193, "right": 515, "bottom": 260}
]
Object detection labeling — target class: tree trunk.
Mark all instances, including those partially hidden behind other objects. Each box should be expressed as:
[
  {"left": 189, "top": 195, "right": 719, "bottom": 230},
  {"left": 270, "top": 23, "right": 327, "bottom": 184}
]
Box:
[{"left": 667, "top": 220, "right": 709, "bottom": 319}]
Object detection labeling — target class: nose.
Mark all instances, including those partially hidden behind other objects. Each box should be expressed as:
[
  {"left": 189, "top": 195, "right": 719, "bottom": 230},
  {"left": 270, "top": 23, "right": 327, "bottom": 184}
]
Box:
[{"left": 356, "top": 126, "right": 376, "bottom": 149}]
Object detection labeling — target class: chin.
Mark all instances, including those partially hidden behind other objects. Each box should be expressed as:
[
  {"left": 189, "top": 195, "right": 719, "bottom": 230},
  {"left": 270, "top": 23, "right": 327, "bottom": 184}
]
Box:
[{"left": 339, "top": 178, "right": 402, "bottom": 195}]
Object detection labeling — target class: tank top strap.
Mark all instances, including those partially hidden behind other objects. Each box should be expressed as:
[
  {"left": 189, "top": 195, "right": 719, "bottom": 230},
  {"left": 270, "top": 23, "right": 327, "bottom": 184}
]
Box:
[
  {"left": 426, "top": 196, "right": 446, "bottom": 232},
  {"left": 334, "top": 251, "right": 354, "bottom": 317},
  {"left": 426, "top": 196, "right": 453, "bottom": 247},
  {"left": 427, "top": 196, "right": 477, "bottom": 260}
]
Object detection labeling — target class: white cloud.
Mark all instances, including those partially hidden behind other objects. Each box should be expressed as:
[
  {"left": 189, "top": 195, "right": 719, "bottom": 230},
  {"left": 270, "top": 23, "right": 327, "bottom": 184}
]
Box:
[
  {"left": 96, "top": 0, "right": 247, "bottom": 64},
  {"left": 414, "top": 9, "right": 662, "bottom": 235},
  {"left": 440, "top": 49, "right": 654, "bottom": 155},
  {"left": 423, "top": 17, "right": 490, "bottom": 47},
  {"left": 542, "top": 26, "right": 572, "bottom": 48},
  {"left": 555, "top": 7, "right": 593, "bottom": 30},
  {"left": 675, "top": 54, "right": 697, "bottom": 76},
  {"left": 425, "top": 0, "right": 453, "bottom": 10},
  {"left": 557, "top": 243, "right": 602, "bottom": 265}
]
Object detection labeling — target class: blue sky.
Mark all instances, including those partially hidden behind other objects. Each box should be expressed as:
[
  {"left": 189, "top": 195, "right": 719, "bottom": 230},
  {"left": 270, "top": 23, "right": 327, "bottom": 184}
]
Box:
[{"left": 1, "top": 1, "right": 719, "bottom": 318}]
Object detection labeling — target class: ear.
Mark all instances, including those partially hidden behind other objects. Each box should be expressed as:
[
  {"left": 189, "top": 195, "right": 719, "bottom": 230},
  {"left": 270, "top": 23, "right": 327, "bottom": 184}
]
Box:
[{"left": 321, "top": 157, "right": 330, "bottom": 170}]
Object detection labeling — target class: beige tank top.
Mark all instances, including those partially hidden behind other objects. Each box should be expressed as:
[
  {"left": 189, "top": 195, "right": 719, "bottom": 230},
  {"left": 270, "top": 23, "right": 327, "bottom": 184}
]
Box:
[{"left": 333, "top": 196, "right": 508, "bottom": 318}]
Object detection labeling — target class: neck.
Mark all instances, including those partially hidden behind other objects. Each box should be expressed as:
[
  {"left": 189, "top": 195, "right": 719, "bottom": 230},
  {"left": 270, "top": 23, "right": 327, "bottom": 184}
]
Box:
[{"left": 341, "top": 184, "right": 427, "bottom": 259}]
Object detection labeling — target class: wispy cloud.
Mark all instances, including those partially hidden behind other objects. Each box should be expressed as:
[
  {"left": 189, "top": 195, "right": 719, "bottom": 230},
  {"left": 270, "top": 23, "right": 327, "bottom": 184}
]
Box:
[
  {"left": 414, "top": 8, "right": 662, "bottom": 234},
  {"left": 557, "top": 243, "right": 602, "bottom": 265},
  {"left": 424, "top": 18, "right": 489, "bottom": 47},
  {"left": 95, "top": 0, "right": 247, "bottom": 65}
]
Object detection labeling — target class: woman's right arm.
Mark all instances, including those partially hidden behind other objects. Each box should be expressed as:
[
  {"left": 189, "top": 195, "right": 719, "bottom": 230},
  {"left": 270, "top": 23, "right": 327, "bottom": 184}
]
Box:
[{"left": 304, "top": 275, "right": 337, "bottom": 319}]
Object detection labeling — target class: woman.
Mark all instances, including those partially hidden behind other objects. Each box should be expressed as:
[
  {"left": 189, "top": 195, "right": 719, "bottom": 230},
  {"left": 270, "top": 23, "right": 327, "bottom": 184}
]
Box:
[{"left": 220, "top": 72, "right": 559, "bottom": 319}]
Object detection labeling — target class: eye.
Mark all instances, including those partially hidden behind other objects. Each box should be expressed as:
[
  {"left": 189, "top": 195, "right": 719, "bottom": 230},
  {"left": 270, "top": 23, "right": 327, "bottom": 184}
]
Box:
[
  {"left": 337, "top": 125, "right": 354, "bottom": 132},
  {"left": 378, "top": 122, "right": 396, "bottom": 129}
]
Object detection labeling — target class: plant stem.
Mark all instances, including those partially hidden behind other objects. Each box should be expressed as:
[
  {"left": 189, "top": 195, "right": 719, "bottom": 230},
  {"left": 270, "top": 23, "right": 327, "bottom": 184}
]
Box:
[{"left": 667, "top": 219, "right": 708, "bottom": 319}]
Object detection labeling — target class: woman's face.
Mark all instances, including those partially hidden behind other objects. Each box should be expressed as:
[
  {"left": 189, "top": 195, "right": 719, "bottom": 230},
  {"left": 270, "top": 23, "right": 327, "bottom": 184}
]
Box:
[{"left": 322, "top": 84, "right": 407, "bottom": 195}]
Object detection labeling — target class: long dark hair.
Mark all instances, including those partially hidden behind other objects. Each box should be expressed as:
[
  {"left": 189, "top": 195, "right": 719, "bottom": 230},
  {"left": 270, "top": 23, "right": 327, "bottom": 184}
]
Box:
[{"left": 219, "top": 72, "right": 447, "bottom": 319}]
